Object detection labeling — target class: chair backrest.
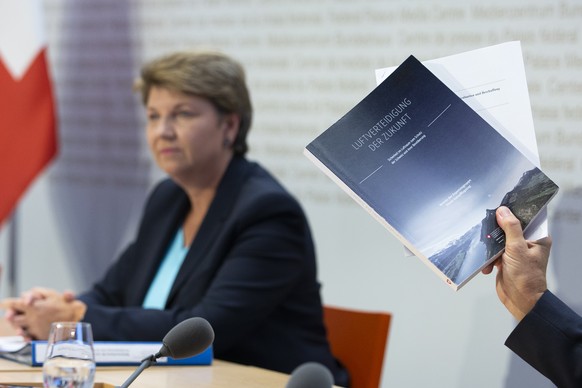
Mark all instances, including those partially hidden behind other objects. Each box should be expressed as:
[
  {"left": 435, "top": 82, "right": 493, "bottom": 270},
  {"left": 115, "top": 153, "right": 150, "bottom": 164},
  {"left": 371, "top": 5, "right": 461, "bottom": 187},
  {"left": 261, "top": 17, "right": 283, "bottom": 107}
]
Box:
[{"left": 323, "top": 305, "right": 392, "bottom": 388}]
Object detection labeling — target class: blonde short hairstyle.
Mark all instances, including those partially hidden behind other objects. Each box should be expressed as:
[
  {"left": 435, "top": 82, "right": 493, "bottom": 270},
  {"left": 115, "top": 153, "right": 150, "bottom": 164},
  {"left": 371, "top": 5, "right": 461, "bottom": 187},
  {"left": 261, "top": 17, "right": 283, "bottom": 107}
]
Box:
[{"left": 135, "top": 51, "right": 252, "bottom": 156}]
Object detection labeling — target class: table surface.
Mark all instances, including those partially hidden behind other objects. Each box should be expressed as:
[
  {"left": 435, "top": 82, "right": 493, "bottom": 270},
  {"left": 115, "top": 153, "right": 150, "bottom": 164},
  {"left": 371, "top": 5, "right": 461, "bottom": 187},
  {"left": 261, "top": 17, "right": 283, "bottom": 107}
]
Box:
[
  {"left": 0, "top": 320, "right": 291, "bottom": 387},
  {"left": 0, "top": 358, "right": 293, "bottom": 387}
]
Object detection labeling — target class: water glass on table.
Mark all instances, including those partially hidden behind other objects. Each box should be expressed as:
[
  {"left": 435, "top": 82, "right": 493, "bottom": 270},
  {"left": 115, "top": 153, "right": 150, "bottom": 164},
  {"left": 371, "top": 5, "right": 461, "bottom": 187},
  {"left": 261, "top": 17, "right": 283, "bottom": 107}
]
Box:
[{"left": 42, "top": 322, "right": 96, "bottom": 388}]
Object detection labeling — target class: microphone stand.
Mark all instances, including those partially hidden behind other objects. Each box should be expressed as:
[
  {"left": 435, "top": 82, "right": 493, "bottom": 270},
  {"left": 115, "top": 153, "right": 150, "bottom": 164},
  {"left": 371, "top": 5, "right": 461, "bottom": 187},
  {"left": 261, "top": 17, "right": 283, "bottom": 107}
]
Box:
[
  {"left": 117, "top": 354, "right": 158, "bottom": 388},
  {"left": 113, "top": 317, "right": 214, "bottom": 388}
]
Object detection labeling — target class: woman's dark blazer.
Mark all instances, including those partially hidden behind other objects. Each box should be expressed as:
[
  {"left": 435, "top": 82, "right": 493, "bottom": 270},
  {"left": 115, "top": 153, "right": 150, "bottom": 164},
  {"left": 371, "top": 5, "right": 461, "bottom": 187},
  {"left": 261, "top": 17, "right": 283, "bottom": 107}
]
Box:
[{"left": 78, "top": 156, "right": 348, "bottom": 385}]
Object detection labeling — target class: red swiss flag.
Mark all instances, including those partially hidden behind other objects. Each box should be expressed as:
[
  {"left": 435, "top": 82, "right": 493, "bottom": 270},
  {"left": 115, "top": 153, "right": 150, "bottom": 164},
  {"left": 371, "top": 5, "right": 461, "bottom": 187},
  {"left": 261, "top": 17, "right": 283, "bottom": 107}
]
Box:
[{"left": 0, "top": 2, "right": 57, "bottom": 226}]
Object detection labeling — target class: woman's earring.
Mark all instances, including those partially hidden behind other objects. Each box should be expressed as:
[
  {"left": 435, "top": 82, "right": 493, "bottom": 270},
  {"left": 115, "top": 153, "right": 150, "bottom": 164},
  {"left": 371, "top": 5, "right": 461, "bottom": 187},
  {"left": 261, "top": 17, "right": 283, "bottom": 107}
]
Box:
[{"left": 223, "top": 138, "right": 232, "bottom": 148}]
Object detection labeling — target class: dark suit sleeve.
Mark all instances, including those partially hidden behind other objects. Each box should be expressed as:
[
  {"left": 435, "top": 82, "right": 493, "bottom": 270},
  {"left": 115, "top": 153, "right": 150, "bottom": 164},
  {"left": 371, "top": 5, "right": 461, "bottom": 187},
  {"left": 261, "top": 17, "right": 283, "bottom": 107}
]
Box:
[
  {"left": 505, "top": 290, "right": 582, "bottom": 388},
  {"left": 78, "top": 242, "right": 179, "bottom": 336}
]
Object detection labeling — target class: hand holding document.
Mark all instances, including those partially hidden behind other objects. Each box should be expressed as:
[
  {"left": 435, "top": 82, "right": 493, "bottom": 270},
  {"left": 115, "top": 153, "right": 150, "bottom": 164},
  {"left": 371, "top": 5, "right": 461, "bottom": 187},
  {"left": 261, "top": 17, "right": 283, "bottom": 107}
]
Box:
[{"left": 305, "top": 43, "right": 558, "bottom": 289}]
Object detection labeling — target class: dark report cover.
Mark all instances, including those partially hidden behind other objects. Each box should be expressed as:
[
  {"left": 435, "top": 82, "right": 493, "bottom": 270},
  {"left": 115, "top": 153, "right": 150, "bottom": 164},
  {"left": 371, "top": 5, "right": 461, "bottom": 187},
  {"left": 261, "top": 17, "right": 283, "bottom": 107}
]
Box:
[{"left": 305, "top": 55, "right": 558, "bottom": 290}]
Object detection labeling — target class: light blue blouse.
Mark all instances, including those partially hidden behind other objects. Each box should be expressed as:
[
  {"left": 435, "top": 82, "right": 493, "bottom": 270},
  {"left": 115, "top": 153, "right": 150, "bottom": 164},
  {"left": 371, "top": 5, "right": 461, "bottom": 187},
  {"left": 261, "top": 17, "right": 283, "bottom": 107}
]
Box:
[{"left": 142, "top": 227, "right": 189, "bottom": 309}]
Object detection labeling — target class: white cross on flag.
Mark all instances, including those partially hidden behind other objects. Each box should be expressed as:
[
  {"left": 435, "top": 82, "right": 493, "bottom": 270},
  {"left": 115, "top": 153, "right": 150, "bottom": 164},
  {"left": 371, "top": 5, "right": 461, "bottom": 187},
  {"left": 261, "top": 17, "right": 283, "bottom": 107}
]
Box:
[{"left": 0, "top": 0, "right": 57, "bottom": 226}]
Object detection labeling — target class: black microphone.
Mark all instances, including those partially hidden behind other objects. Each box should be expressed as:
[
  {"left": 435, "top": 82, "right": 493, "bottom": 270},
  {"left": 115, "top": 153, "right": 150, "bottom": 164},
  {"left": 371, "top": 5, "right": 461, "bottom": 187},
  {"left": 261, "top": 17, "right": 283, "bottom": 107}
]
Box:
[
  {"left": 155, "top": 316, "right": 214, "bottom": 359},
  {"left": 118, "top": 317, "right": 215, "bottom": 388},
  {"left": 286, "top": 362, "right": 334, "bottom": 388}
]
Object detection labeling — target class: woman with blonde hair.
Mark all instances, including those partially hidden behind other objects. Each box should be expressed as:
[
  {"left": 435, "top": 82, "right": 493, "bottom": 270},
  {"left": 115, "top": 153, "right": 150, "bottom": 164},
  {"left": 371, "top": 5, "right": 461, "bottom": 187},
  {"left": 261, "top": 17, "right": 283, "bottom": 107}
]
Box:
[{"left": 4, "top": 50, "right": 349, "bottom": 386}]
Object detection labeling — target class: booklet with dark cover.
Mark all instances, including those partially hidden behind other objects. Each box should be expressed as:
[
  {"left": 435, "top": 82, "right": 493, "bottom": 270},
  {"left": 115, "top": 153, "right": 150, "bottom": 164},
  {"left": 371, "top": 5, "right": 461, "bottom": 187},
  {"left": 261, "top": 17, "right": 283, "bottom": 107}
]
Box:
[{"left": 304, "top": 55, "right": 559, "bottom": 290}]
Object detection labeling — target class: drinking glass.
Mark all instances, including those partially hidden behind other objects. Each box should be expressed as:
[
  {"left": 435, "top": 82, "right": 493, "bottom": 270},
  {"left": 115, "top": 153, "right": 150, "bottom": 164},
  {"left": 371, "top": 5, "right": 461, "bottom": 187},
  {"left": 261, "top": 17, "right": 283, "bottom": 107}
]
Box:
[{"left": 42, "top": 322, "right": 96, "bottom": 388}]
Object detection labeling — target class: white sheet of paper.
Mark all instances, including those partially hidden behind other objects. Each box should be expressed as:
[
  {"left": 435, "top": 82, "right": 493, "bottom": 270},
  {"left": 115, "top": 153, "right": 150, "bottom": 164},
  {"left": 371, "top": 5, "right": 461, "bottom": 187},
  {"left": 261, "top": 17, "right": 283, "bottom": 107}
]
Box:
[
  {"left": 0, "top": 335, "right": 27, "bottom": 352},
  {"left": 374, "top": 41, "right": 547, "bottom": 256}
]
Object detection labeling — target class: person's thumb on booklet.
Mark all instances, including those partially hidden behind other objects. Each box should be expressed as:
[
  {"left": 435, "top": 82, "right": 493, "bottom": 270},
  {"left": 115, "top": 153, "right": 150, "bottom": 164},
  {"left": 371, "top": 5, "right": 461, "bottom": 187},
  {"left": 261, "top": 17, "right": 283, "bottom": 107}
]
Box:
[{"left": 482, "top": 206, "right": 551, "bottom": 321}]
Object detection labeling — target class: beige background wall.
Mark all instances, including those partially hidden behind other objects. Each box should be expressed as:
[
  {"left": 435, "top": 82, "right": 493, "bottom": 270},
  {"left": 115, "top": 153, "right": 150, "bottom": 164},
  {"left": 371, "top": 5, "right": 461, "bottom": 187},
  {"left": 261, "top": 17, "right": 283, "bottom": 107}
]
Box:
[{"left": 2, "top": 1, "right": 581, "bottom": 387}]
